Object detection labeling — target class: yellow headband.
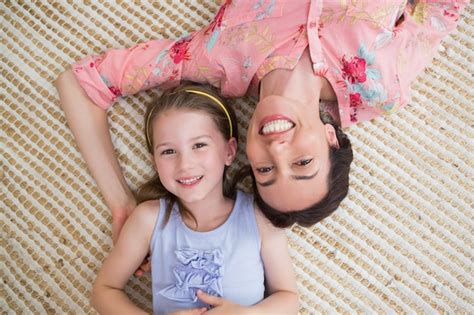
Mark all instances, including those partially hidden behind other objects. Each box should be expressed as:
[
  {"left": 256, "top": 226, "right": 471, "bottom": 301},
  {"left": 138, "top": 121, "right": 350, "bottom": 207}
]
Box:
[{"left": 145, "top": 89, "right": 233, "bottom": 149}]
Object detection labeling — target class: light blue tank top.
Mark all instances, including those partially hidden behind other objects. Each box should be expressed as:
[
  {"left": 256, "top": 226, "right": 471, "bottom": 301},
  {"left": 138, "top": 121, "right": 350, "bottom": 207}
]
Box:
[{"left": 149, "top": 191, "right": 264, "bottom": 315}]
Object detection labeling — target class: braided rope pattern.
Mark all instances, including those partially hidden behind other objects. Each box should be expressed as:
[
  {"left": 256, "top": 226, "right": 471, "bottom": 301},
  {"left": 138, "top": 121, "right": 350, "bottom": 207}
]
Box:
[{"left": 2, "top": 1, "right": 473, "bottom": 313}]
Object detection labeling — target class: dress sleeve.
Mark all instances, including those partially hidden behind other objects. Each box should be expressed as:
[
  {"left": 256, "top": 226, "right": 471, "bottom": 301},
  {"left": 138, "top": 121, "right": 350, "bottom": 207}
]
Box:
[
  {"left": 72, "top": 30, "right": 211, "bottom": 110},
  {"left": 395, "top": 0, "right": 467, "bottom": 93}
]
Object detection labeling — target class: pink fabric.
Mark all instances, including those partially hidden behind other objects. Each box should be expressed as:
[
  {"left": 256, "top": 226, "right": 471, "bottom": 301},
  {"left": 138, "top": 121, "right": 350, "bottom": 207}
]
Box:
[{"left": 72, "top": 0, "right": 467, "bottom": 127}]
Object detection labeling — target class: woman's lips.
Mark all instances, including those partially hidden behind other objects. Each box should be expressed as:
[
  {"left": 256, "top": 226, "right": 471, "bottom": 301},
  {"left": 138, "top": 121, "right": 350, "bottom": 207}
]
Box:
[{"left": 259, "top": 115, "right": 295, "bottom": 135}]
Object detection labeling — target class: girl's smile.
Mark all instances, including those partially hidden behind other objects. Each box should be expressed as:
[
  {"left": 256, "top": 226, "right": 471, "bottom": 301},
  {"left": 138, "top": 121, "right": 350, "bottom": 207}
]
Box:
[{"left": 176, "top": 175, "right": 204, "bottom": 187}]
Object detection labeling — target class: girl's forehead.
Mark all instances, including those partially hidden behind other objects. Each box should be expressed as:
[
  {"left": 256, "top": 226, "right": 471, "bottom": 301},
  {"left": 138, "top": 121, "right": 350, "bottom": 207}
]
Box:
[{"left": 153, "top": 109, "right": 222, "bottom": 137}]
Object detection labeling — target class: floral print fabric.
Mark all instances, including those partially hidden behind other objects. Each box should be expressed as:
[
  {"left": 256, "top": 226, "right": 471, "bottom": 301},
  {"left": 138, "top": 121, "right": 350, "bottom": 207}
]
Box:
[{"left": 72, "top": 0, "right": 467, "bottom": 127}]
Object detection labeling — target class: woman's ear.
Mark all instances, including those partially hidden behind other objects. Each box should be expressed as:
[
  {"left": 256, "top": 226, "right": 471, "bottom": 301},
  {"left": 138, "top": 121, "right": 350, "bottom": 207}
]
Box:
[
  {"left": 324, "top": 124, "right": 340, "bottom": 149},
  {"left": 225, "top": 137, "right": 238, "bottom": 166}
]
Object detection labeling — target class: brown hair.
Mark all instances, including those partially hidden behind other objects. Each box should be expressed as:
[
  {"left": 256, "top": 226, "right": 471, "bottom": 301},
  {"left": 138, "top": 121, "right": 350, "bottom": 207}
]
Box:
[{"left": 136, "top": 83, "right": 239, "bottom": 228}]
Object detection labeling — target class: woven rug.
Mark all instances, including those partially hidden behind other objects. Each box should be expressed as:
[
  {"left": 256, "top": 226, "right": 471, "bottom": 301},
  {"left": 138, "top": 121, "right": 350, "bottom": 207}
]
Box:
[{"left": 2, "top": 1, "right": 473, "bottom": 313}]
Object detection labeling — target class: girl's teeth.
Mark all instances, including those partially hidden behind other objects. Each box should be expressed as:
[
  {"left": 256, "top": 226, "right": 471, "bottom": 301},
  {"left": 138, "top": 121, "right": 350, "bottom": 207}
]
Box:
[
  {"left": 262, "top": 120, "right": 294, "bottom": 134},
  {"left": 178, "top": 176, "right": 202, "bottom": 184}
]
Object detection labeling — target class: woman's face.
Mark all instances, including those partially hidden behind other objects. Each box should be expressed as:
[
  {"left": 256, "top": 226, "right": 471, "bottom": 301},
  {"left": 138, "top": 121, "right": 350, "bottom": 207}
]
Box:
[{"left": 246, "top": 95, "right": 338, "bottom": 212}]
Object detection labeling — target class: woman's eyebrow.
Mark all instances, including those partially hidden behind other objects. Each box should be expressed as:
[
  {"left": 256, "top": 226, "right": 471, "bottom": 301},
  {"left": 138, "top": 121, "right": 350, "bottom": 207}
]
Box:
[
  {"left": 257, "top": 170, "right": 318, "bottom": 187},
  {"left": 292, "top": 170, "right": 318, "bottom": 180},
  {"left": 257, "top": 178, "right": 277, "bottom": 187}
]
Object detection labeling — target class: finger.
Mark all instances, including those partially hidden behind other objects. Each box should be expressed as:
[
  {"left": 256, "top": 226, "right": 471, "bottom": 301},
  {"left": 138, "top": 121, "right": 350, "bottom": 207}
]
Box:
[
  {"left": 196, "top": 290, "right": 222, "bottom": 306},
  {"left": 140, "top": 260, "right": 151, "bottom": 272},
  {"left": 134, "top": 269, "right": 144, "bottom": 277},
  {"left": 194, "top": 307, "right": 208, "bottom": 315}
]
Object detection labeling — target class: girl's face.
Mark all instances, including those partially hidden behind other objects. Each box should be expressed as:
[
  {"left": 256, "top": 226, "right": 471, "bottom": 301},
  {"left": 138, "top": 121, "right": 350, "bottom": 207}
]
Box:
[
  {"left": 246, "top": 95, "right": 339, "bottom": 212},
  {"left": 151, "top": 109, "right": 237, "bottom": 204}
]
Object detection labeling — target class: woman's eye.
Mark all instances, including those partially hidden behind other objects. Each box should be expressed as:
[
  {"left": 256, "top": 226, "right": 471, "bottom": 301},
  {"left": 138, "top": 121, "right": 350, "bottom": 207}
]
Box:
[
  {"left": 256, "top": 166, "right": 274, "bottom": 174},
  {"left": 193, "top": 143, "right": 207, "bottom": 149},
  {"left": 295, "top": 159, "right": 313, "bottom": 166},
  {"left": 161, "top": 149, "right": 175, "bottom": 155}
]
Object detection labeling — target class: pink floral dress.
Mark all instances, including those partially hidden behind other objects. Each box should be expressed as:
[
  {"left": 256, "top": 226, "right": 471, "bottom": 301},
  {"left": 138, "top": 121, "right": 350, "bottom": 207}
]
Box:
[{"left": 72, "top": 0, "right": 467, "bottom": 128}]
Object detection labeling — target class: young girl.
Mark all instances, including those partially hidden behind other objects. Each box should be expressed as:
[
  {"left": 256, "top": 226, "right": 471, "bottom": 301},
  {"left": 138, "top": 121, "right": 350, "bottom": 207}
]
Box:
[{"left": 90, "top": 83, "right": 299, "bottom": 315}]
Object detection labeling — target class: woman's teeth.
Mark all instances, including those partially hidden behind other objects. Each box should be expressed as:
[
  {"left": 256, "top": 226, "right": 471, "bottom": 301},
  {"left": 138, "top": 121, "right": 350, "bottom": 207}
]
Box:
[
  {"left": 261, "top": 120, "right": 294, "bottom": 134},
  {"left": 177, "top": 176, "right": 203, "bottom": 185}
]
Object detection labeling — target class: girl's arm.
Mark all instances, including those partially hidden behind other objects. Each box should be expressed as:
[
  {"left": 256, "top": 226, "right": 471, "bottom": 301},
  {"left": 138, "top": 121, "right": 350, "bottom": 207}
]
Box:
[
  {"left": 197, "top": 208, "right": 299, "bottom": 315},
  {"left": 91, "top": 200, "right": 159, "bottom": 314},
  {"left": 55, "top": 70, "right": 136, "bottom": 242}
]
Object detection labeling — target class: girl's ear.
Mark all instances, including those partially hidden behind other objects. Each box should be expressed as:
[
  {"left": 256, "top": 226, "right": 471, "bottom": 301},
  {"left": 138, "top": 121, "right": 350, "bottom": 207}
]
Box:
[
  {"left": 225, "top": 137, "right": 238, "bottom": 166},
  {"left": 324, "top": 124, "right": 340, "bottom": 149}
]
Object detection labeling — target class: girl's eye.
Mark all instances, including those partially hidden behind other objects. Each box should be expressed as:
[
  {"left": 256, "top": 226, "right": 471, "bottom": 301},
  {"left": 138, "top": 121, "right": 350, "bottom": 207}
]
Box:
[
  {"left": 161, "top": 149, "right": 175, "bottom": 155},
  {"left": 193, "top": 143, "right": 207, "bottom": 149},
  {"left": 256, "top": 166, "right": 274, "bottom": 174},
  {"left": 295, "top": 159, "right": 313, "bottom": 166}
]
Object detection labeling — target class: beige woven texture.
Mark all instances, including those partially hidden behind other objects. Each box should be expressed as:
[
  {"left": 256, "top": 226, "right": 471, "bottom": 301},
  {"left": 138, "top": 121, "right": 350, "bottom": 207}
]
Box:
[{"left": 2, "top": 1, "right": 473, "bottom": 313}]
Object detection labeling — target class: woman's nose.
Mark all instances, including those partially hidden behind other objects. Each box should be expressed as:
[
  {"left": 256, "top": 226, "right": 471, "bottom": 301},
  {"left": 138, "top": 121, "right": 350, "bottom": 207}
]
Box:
[{"left": 269, "top": 139, "right": 288, "bottom": 154}]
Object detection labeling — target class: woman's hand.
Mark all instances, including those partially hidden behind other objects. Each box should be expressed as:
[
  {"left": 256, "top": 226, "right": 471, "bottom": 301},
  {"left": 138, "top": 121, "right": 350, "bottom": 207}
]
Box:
[
  {"left": 197, "top": 290, "right": 248, "bottom": 315},
  {"left": 111, "top": 198, "right": 136, "bottom": 244},
  {"left": 168, "top": 307, "right": 207, "bottom": 315},
  {"left": 111, "top": 199, "right": 153, "bottom": 278},
  {"left": 133, "top": 254, "right": 151, "bottom": 277}
]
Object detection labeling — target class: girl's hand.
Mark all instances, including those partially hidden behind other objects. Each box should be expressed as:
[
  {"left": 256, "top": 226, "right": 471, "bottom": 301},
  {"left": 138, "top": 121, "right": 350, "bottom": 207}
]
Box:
[
  {"left": 168, "top": 307, "right": 207, "bottom": 315},
  {"left": 197, "top": 290, "right": 248, "bottom": 315}
]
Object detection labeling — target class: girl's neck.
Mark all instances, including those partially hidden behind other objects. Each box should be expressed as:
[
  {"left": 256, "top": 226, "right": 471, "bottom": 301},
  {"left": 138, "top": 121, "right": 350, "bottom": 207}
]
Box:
[{"left": 180, "top": 189, "right": 234, "bottom": 232}]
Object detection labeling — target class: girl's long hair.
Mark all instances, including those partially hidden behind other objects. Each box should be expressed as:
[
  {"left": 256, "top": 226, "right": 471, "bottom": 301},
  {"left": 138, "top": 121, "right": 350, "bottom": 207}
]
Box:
[{"left": 136, "top": 83, "right": 239, "bottom": 228}]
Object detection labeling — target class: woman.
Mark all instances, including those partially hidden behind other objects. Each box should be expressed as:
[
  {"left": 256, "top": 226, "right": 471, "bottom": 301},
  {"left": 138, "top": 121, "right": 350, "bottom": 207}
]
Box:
[{"left": 56, "top": 0, "right": 466, "bottom": 240}]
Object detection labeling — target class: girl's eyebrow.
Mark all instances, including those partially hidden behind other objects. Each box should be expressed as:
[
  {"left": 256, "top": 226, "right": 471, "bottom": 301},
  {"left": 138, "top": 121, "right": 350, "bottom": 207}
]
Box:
[{"left": 154, "top": 135, "right": 212, "bottom": 149}]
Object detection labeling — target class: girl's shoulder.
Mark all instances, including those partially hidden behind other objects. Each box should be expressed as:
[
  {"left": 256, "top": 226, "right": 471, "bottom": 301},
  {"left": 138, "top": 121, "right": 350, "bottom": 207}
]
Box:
[
  {"left": 134, "top": 199, "right": 161, "bottom": 215},
  {"left": 126, "top": 199, "right": 161, "bottom": 232}
]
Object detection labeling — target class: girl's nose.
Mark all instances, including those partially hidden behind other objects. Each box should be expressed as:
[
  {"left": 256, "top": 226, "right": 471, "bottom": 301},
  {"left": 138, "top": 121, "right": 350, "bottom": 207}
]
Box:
[{"left": 177, "top": 153, "right": 194, "bottom": 170}]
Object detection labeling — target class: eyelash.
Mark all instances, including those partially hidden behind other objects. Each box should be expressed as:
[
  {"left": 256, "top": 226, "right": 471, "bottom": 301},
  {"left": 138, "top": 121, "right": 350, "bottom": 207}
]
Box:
[
  {"left": 295, "top": 159, "right": 313, "bottom": 166},
  {"left": 161, "top": 149, "right": 175, "bottom": 155},
  {"left": 256, "top": 159, "right": 312, "bottom": 173},
  {"left": 256, "top": 166, "right": 274, "bottom": 174},
  {"left": 193, "top": 143, "right": 207, "bottom": 149},
  {"left": 160, "top": 143, "right": 207, "bottom": 155}
]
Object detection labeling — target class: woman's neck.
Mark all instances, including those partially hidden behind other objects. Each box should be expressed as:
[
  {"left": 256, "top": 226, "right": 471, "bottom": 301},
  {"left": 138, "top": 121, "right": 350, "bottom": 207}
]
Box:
[
  {"left": 180, "top": 189, "right": 234, "bottom": 232},
  {"left": 260, "top": 48, "right": 336, "bottom": 104}
]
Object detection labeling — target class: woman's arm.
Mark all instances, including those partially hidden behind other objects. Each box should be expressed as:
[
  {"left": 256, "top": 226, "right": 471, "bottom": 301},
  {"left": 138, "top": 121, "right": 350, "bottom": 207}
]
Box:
[
  {"left": 91, "top": 200, "right": 159, "bottom": 314},
  {"left": 395, "top": 1, "right": 468, "bottom": 87},
  {"left": 250, "top": 208, "right": 299, "bottom": 314},
  {"left": 55, "top": 70, "right": 136, "bottom": 242}
]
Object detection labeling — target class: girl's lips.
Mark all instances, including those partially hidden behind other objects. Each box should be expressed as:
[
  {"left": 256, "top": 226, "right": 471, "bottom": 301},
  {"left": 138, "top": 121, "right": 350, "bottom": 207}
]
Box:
[
  {"left": 176, "top": 176, "right": 203, "bottom": 187},
  {"left": 258, "top": 115, "right": 295, "bottom": 135}
]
